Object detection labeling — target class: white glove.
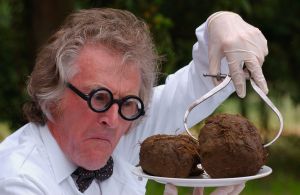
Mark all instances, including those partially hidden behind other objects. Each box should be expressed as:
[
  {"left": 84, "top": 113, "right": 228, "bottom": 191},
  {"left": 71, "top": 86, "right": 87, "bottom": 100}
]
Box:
[
  {"left": 163, "top": 183, "right": 245, "bottom": 195},
  {"left": 163, "top": 184, "right": 178, "bottom": 195},
  {"left": 206, "top": 11, "right": 268, "bottom": 98}
]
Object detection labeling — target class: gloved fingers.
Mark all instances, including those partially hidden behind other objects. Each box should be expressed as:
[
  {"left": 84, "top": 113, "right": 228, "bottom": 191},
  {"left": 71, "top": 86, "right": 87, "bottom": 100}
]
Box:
[
  {"left": 223, "top": 39, "right": 266, "bottom": 67},
  {"left": 244, "top": 27, "right": 268, "bottom": 64},
  {"left": 206, "top": 10, "right": 268, "bottom": 96},
  {"left": 210, "top": 186, "right": 234, "bottom": 195},
  {"left": 244, "top": 57, "right": 269, "bottom": 94},
  {"left": 243, "top": 68, "right": 250, "bottom": 80},
  {"left": 207, "top": 11, "right": 234, "bottom": 27},
  {"left": 192, "top": 187, "right": 204, "bottom": 195},
  {"left": 208, "top": 47, "right": 223, "bottom": 86},
  {"left": 228, "top": 59, "right": 247, "bottom": 98},
  {"left": 228, "top": 183, "right": 245, "bottom": 195},
  {"left": 163, "top": 184, "right": 178, "bottom": 195},
  {"left": 211, "top": 183, "right": 245, "bottom": 195},
  {"left": 256, "top": 28, "right": 268, "bottom": 56},
  {"left": 244, "top": 38, "right": 266, "bottom": 66},
  {"left": 215, "top": 16, "right": 267, "bottom": 66},
  {"left": 225, "top": 42, "right": 268, "bottom": 97}
]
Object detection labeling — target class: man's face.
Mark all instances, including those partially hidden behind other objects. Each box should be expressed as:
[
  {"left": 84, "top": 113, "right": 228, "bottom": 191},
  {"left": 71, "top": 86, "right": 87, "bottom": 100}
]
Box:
[{"left": 48, "top": 44, "right": 141, "bottom": 170}]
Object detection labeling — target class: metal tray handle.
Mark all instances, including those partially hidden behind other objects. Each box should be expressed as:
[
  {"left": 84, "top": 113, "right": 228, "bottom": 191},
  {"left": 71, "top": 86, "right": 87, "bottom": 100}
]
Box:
[{"left": 183, "top": 75, "right": 283, "bottom": 148}]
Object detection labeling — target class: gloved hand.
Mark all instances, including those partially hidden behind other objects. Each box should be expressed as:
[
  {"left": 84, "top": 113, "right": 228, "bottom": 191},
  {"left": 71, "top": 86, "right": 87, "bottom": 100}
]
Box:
[
  {"left": 206, "top": 11, "right": 268, "bottom": 98},
  {"left": 163, "top": 183, "right": 245, "bottom": 195},
  {"left": 163, "top": 183, "right": 178, "bottom": 195}
]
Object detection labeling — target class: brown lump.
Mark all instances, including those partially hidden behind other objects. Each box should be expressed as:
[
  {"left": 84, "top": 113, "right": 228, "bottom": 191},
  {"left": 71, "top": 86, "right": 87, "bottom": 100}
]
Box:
[
  {"left": 139, "top": 134, "right": 203, "bottom": 178},
  {"left": 198, "top": 113, "right": 267, "bottom": 178}
]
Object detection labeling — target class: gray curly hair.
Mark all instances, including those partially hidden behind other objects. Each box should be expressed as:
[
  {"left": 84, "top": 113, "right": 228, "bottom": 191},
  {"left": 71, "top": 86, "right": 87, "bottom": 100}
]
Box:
[{"left": 23, "top": 8, "right": 159, "bottom": 125}]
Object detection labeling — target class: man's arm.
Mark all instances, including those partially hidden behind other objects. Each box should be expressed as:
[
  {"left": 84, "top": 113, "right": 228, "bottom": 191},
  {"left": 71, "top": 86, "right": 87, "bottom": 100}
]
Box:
[
  {"left": 116, "top": 21, "right": 235, "bottom": 165},
  {"left": 116, "top": 11, "right": 268, "bottom": 166}
]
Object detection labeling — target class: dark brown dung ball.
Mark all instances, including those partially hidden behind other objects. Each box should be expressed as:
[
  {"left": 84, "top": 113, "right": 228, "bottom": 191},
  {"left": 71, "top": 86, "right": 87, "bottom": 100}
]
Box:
[
  {"left": 139, "top": 134, "right": 202, "bottom": 178},
  {"left": 198, "top": 113, "right": 267, "bottom": 178}
]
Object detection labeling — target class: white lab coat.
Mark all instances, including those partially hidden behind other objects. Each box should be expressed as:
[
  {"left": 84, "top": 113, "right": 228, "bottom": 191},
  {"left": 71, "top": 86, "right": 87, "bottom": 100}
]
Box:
[{"left": 0, "top": 23, "right": 234, "bottom": 194}]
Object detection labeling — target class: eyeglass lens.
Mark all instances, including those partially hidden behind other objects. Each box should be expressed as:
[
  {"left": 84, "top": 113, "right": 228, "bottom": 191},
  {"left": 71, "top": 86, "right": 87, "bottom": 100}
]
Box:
[
  {"left": 90, "top": 89, "right": 143, "bottom": 120},
  {"left": 91, "top": 90, "right": 112, "bottom": 111},
  {"left": 119, "top": 98, "right": 142, "bottom": 118}
]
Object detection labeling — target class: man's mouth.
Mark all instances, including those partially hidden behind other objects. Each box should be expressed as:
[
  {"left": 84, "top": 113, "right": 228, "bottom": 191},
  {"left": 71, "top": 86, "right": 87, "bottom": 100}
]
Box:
[{"left": 87, "top": 136, "right": 112, "bottom": 146}]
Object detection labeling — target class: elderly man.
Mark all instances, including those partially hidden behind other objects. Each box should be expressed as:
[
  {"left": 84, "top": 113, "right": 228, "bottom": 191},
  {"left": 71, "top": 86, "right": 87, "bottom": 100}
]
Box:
[{"left": 0, "top": 8, "right": 268, "bottom": 195}]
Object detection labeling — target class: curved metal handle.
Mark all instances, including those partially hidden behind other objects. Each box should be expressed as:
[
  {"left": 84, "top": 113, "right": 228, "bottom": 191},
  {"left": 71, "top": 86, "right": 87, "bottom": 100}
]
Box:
[
  {"left": 249, "top": 79, "right": 284, "bottom": 147},
  {"left": 183, "top": 76, "right": 284, "bottom": 147},
  {"left": 183, "top": 75, "right": 232, "bottom": 140}
]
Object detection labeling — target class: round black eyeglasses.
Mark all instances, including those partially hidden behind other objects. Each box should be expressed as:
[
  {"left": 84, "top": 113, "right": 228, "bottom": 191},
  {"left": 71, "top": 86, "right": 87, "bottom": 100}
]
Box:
[{"left": 66, "top": 83, "right": 145, "bottom": 121}]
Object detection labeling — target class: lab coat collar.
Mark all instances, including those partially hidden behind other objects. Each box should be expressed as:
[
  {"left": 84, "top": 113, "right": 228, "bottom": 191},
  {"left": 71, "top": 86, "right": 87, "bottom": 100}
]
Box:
[{"left": 39, "top": 124, "right": 77, "bottom": 184}]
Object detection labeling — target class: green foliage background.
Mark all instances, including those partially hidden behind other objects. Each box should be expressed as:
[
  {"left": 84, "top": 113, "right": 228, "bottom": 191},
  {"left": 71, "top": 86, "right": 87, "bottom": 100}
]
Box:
[
  {"left": 0, "top": 0, "right": 299, "bottom": 130},
  {"left": 0, "top": 1, "right": 299, "bottom": 194}
]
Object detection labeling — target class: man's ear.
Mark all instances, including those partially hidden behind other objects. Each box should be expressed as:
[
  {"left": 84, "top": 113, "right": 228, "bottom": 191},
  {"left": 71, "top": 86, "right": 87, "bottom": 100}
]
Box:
[{"left": 45, "top": 101, "right": 61, "bottom": 122}]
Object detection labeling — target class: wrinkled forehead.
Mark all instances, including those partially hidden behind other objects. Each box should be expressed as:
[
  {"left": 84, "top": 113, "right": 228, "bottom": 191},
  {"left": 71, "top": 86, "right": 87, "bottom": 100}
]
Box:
[
  {"left": 78, "top": 42, "right": 140, "bottom": 70},
  {"left": 71, "top": 43, "right": 142, "bottom": 94}
]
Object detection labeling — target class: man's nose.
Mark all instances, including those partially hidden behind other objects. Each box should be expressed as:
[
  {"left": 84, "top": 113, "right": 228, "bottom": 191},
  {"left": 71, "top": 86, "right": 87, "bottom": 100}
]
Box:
[{"left": 98, "top": 103, "right": 120, "bottom": 127}]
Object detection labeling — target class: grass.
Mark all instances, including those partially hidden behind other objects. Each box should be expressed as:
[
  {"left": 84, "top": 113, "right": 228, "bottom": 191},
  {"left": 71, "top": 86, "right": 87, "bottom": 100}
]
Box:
[
  {"left": 146, "top": 135, "right": 300, "bottom": 195},
  {"left": 0, "top": 122, "right": 10, "bottom": 141},
  {"left": 146, "top": 170, "right": 300, "bottom": 195},
  {"left": 242, "top": 171, "right": 300, "bottom": 195}
]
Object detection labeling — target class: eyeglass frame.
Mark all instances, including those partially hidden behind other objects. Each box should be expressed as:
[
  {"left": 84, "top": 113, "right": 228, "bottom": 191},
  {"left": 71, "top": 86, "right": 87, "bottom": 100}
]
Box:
[{"left": 66, "top": 82, "right": 145, "bottom": 121}]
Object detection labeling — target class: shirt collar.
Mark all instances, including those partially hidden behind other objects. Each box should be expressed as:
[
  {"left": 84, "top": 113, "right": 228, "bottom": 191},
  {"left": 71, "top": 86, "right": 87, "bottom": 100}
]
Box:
[{"left": 39, "top": 124, "right": 77, "bottom": 184}]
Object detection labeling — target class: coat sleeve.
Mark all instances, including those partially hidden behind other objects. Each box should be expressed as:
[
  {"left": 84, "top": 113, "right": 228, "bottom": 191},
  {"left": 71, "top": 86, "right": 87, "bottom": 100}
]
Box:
[{"left": 115, "top": 22, "right": 235, "bottom": 165}]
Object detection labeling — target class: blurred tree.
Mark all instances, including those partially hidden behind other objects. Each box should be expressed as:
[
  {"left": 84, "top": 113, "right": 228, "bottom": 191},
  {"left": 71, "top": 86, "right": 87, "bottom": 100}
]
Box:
[
  {"left": 0, "top": 0, "right": 30, "bottom": 129},
  {"left": 30, "top": 0, "right": 75, "bottom": 49},
  {"left": 89, "top": 0, "right": 176, "bottom": 83},
  {"left": 0, "top": 0, "right": 75, "bottom": 129}
]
